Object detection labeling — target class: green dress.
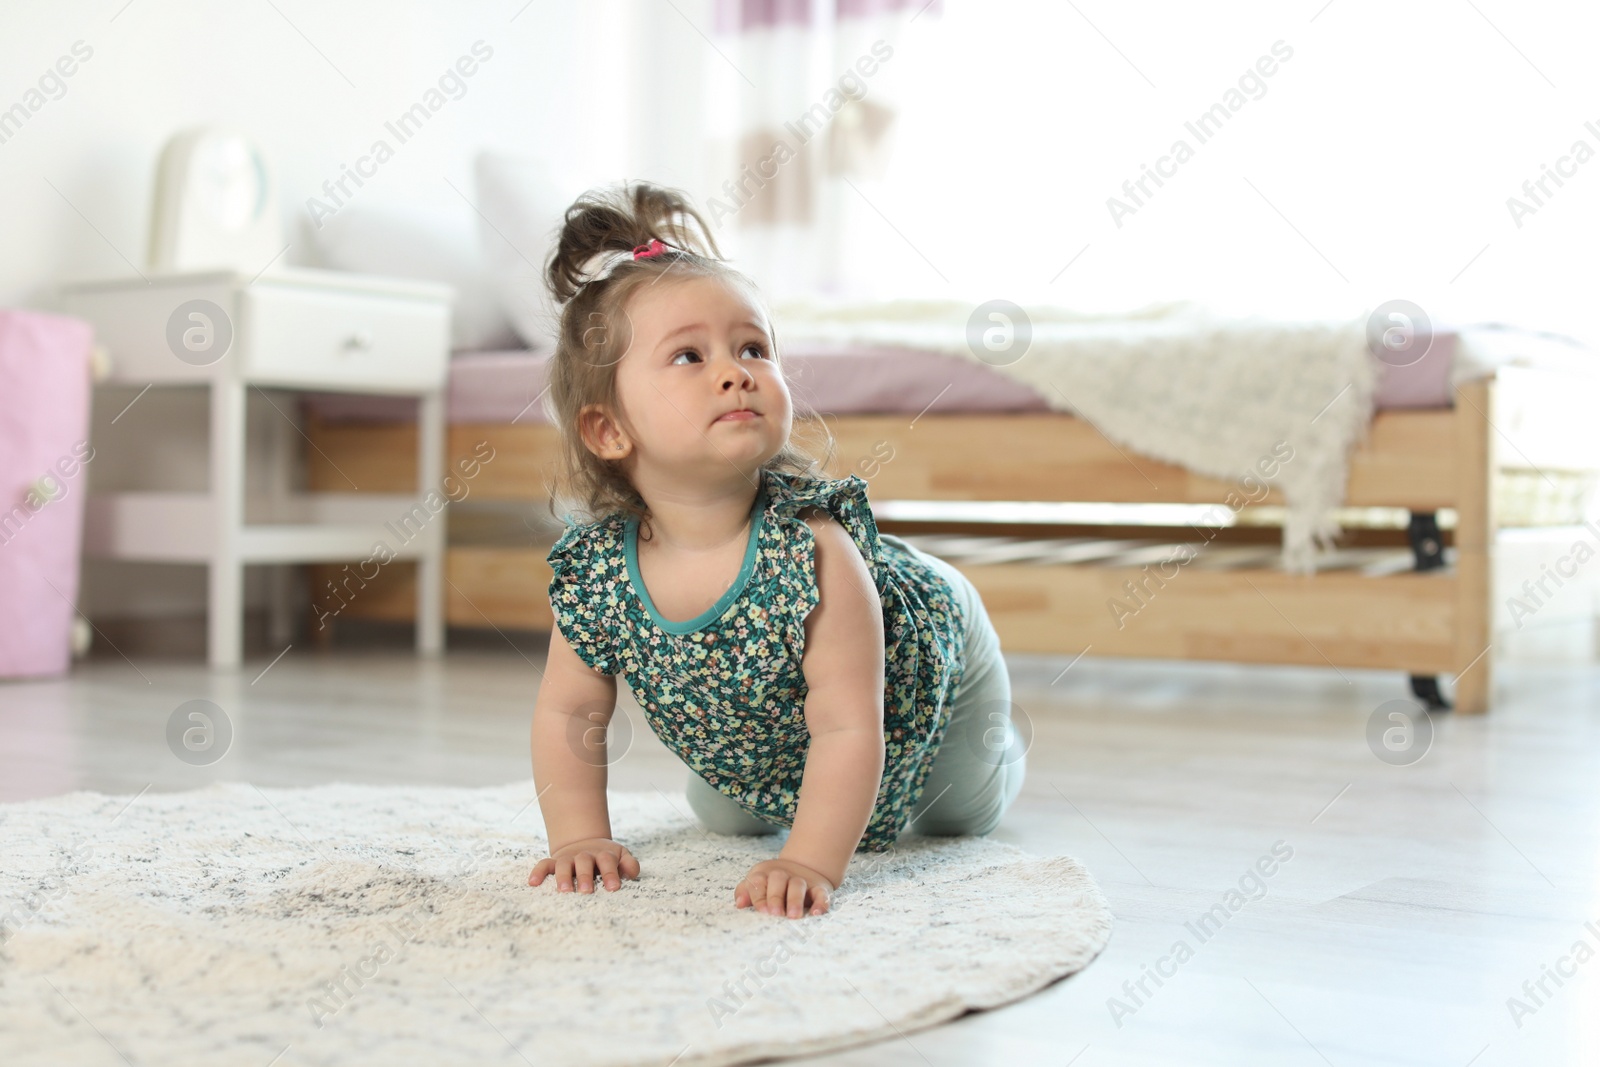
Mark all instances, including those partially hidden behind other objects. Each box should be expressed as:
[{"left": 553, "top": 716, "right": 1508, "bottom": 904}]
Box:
[{"left": 546, "top": 469, "right": 967, "bottom": 852}]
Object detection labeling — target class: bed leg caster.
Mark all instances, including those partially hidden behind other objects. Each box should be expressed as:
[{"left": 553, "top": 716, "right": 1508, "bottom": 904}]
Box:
[
  {"left": 1407, "top": 512, "right": 1446, "bottom": 572},
  {"left": 1409, "top": 674, "right": 1451, "bottom": 711},
  {"left": 1406, "top": 513, "right": 1458, "bottom": 711}
]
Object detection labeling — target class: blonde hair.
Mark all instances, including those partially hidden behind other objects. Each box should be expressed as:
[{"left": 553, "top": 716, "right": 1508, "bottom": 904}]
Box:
[{"left": 541, "top": 181, "right": 835, "bottom": 527}]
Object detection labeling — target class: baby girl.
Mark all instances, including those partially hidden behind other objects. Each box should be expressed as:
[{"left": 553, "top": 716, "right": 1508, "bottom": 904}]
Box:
[{"left": 527, "top": 182, "right": 1025, "bottom": 919}]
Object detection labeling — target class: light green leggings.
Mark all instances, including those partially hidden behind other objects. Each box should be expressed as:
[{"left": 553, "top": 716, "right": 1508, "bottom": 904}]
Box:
[{"left": 684, "top": 535, "right": 1027, "bottom": 842}]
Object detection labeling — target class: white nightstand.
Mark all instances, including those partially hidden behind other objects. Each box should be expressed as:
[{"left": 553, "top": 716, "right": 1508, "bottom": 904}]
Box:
[{"left": 49, "top": 267, "right": 453, "bottom": 668}]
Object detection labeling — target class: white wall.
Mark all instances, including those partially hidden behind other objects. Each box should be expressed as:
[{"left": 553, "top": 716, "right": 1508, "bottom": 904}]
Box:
[
  {"left": 828, "top": 2, "right": 1600, "bottom": 343},
  {"left": 0, "top": 0, "right": 662, "bottom": 305},
  {"left": 0, "top": 0, "right": 709, "bottom": 621}
]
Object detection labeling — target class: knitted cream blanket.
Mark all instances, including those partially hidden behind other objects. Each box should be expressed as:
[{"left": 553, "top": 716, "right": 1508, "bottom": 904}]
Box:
[{"left": 773, "top": 299, "right": 1379, "bottom": 573}]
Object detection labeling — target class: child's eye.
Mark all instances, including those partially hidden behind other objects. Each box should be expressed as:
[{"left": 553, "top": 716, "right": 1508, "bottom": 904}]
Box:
[{"left": 669, "top": 344, "right": 769, "bottom": 365}]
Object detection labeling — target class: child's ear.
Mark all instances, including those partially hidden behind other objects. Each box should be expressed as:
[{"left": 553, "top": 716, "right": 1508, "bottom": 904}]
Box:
[{"left": 578, "top": 404, "right": 631, "bottom": 459}]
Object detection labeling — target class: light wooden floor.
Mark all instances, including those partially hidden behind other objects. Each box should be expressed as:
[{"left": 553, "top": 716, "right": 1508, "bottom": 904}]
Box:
[{"left": 3, "top": 635, "right": 1598, "bottom": 1067}]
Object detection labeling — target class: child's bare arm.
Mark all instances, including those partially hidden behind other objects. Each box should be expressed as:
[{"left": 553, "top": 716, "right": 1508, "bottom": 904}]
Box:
[
  {"left": 736, "top": 513, "right": 885, "bottom": 917},
  {"left": 528, "top": 623, "right": 638, "bottom": 892}
]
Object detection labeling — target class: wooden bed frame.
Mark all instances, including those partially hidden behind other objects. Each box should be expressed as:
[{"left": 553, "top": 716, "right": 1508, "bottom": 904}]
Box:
[{"left": 301, "top": 375, "right": 1507, "bottom": 713}]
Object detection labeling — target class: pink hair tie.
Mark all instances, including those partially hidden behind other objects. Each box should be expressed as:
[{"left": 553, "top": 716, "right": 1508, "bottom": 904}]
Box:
[{"left": 632, "top": 239, "right": 668, "bottom": 260}]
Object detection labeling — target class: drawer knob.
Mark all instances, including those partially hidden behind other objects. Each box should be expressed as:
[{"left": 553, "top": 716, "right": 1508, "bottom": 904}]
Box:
[{"left": 341, "top": 330, "right": 373, "bottom": 353}]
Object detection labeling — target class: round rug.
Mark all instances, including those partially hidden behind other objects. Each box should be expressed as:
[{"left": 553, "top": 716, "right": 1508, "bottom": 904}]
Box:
[{"left": 0, "top": 781, "right": 1112, "bottom": 1066}]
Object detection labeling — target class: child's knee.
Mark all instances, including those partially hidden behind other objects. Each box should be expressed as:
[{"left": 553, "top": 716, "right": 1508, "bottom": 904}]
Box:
[
  {"left": 909, "top": 803, "right": 1005, "bottom": 838},
  {"left": 908, "top": 749, "right": 1024, "bottom": 840}
]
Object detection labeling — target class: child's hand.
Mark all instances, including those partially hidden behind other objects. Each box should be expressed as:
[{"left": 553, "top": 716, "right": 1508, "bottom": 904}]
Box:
[
  {"left": 529, "top": 837, "right": 640, "bottom": 893},
  {"left": 735, "top": 858, "right": 834, "bottom": 918}
]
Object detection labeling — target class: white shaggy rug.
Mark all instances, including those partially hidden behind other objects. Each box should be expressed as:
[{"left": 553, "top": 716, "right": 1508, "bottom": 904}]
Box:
[{"left": 0, "top": 782, "right": 1112, "bottom": 1067}]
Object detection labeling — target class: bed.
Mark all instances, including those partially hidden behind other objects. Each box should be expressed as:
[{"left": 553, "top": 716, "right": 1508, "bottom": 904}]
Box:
[{"left": 297, "top": 323, "right": 1600, "bottom": 716}]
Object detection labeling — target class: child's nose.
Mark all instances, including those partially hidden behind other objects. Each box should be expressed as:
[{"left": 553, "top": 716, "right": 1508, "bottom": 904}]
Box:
[{"left": 717, "top": 356, "right": 755, "bottom": 388}]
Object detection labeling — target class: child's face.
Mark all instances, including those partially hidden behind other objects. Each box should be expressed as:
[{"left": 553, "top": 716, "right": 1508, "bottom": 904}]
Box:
[{"left": 602, "top": 274, "right": 792, "bottom": 483}]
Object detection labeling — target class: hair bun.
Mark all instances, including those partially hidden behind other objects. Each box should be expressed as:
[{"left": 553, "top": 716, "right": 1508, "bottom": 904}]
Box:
[{"left": 545, "top": 181, "right": 722, "bottom": 304}]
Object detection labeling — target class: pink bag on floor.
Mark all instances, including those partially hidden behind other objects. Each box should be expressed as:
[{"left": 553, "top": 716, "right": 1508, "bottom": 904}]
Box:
[{"left": 0, "top": 309, "right": 95, "bottom": 679}]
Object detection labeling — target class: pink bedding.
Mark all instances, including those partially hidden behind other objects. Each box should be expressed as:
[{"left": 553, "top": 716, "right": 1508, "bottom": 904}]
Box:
[{"left": 302, "top": 332, "right": 1462, "bottom": 425}]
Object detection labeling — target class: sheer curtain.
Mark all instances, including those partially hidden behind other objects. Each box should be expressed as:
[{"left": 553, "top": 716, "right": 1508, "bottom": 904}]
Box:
[
  {"left": 702, "top": 0, "right": 938, "bottom": 302},
  {"left": 697, "top": 1, "right": 1599, "bottom": 345}
]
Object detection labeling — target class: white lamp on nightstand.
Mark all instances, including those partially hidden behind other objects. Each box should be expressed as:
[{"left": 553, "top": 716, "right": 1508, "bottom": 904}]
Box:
[{"left": 148, "top": 126, "right": 284, "bottom": 274}]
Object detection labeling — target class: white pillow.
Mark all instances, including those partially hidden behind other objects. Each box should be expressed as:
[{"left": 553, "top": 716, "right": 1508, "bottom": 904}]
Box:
[
  {"left": 473, "top": 151, "right": 582, "bottom": 353},
  {"left": 308, "top": 203, "right": 519, "bottom": 352}
]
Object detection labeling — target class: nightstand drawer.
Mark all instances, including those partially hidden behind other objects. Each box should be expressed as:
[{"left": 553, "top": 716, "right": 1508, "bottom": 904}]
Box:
[{"left": 240, "top": 284, "right": 449, "bottom": 393}]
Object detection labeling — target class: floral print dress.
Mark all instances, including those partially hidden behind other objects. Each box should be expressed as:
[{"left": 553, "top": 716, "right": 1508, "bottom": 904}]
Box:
[{"left": 546, "top": 469, "right": 968, "bottom": 852}]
